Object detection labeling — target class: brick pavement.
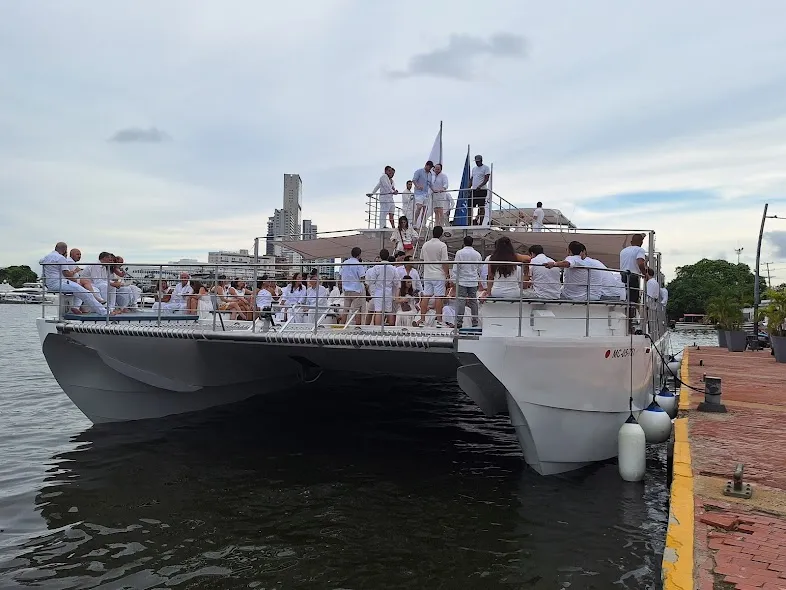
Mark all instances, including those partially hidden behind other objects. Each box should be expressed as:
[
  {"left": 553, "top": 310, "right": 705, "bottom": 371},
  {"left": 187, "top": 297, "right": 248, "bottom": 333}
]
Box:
[{"left": 686, "top": 346, "right": 786, "bottom": 590}]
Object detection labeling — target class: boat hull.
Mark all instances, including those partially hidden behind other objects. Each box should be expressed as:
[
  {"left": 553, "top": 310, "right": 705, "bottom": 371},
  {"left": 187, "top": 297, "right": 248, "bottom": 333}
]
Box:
[{"left": 457, "top": 334, "right": 666, "bottom": 475}]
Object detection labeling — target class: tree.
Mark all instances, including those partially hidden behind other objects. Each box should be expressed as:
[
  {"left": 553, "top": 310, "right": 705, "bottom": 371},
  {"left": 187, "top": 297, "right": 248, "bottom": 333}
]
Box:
[
  {"left": 665, "top": 259, "right": 765, "bottom": 321},
  {"left": 0, "top": 265, "right": 39, "bottom": 288}
]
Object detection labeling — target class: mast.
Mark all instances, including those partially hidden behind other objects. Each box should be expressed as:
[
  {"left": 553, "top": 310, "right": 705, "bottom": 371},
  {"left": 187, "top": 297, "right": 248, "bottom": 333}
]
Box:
[{"left": 439, "top": 120, "right": 443, "bottom": 164}]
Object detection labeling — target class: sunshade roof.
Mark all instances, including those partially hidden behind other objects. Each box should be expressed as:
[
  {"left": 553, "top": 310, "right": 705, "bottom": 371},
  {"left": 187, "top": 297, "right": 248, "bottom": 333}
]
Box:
[{"left": 491, "top": 208, "right": 576, "bottom": 228}]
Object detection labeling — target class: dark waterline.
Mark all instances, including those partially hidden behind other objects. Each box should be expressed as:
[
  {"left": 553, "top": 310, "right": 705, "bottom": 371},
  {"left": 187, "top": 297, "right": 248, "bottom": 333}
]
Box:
[{"left": 0, "top": 306, "right": 708, "bottom": 589}]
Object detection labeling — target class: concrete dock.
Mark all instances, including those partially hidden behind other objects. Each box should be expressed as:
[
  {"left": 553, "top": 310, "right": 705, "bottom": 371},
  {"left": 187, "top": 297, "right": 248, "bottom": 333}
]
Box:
[{"left": 662, "top": 346, "right": 786, "bottom": 590}]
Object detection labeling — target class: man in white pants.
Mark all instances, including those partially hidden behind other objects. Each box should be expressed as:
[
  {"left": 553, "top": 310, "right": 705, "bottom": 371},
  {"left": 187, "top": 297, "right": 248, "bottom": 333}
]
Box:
[
  {"left": 368, "top": 166, "right": 398, "bottom": 229},
  {"left": 39, "top": 242, "right": 106, "bottom": 315},
  {"left": 431, "top": 164, "right": 449, "bottom": 227},
  {"left": 79, "top": 251, "right": 115, "bottom": 311},
  {"left": 417, "top": 226, "right": 449, "bottom": 327}
]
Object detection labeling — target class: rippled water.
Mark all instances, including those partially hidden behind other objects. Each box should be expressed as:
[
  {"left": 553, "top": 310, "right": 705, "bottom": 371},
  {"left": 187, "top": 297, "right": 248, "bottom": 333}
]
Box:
[{"left": 0, "top": 305, "right": 690, "bottom": 589}]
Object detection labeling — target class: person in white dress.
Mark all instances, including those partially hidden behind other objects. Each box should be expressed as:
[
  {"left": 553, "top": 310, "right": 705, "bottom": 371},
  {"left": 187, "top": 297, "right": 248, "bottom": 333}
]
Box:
[
  {"left": 481, "top": 236, "right": 531, "bottom": 300},
  {"left": 431, "top": 164, "right": 449, "bottom": 227},
  {"left": 280, "top": 272, "right": 306, "bottom": 322},
  {"left": 369, "top": 166, "right": 398, "bottom": 229},
  {"left": 303, "top": 273, "right": 330, "bottom": 325},
  {"left": 390, "top": 216, "right": 418, "bottom": 256},
  {"left": 364, "top": 248, "right": 400, "bottom": 326},
  {"left": 395, "top": 275, "right": 418, "bottom": 326},
  {"left": 185, "top": 281, "right": 212, "bottom": 320}
]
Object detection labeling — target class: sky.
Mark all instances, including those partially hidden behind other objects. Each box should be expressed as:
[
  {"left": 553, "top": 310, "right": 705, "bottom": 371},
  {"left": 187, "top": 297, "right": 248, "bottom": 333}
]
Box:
[{"left": 2, "top": 0, "right": 786, "bottom": 284}]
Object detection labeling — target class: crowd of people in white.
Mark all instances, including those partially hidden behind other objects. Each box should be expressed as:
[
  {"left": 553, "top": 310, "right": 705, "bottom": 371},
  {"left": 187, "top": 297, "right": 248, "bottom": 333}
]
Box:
[{"left": 41, "top": 228, "right": 666, "bottom": 329}]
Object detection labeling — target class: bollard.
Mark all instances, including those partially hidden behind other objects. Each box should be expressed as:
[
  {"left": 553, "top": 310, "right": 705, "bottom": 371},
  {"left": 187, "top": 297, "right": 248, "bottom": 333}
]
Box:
[
  {"left": 697, "top": 376, "right": 727, "bottom": 413},
  {"left": 699, "top": 359, "right": 704, "bottom": 366},
  {"left": 723, "top": 463, "right": 753, "bottom": 499}
]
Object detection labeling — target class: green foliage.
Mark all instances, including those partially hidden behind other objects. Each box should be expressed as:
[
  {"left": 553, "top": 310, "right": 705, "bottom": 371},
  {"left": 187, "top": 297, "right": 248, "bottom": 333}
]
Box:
[
  {"left": 705, "top": 291, "right": 744, "bottom": 330},
  {"left": 665, "top": 259, "right": 764, "bottom": 321},
  {"left": 758, "top": 289, "right": 786, "bottom": 337},
  {"left": 0, "top": 265, "right": 38, "bottom": 288}
]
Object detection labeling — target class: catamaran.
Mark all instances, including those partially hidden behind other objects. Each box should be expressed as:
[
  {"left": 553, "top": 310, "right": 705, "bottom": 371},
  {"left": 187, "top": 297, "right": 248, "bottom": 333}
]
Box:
[{"left": 35, "top": 180, "right": 670, "bottom": 476}]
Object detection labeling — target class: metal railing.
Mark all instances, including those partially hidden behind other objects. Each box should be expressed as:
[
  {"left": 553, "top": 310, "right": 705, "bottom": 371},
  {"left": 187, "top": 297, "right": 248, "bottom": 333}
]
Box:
[{"left": 40, "top": 260, "right": 667, "bottom": 344}]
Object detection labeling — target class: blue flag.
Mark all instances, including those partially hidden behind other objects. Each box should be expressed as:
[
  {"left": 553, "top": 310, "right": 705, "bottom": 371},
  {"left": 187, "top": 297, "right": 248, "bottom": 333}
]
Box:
[{"left": 452, "top": 148, "right": 471, "bottom": 226}]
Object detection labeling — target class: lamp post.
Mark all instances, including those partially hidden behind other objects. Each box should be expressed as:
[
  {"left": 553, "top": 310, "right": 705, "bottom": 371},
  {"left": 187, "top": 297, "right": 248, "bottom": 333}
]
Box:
[{"left": 754, "top": 205, "right": 783, "bottom": 338}]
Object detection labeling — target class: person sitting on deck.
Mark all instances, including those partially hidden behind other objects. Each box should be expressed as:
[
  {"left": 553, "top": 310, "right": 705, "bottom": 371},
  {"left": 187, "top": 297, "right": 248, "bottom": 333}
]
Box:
[
  {"left": 151, "top": 280, "right": 174, "bottom": 312},
  {"left": 78, "top": 251, "right": 121, "bottom": 314},
  {"left": 545, "top": 241, "right": 602, "bottom": 302},
  {"left": 187, "top": 280, "right": 211, "bottom": 318},
  {"left": 403, "top": 256, "right": 422, "bottom": 294},
  {"left": 394, "top": 275, "right": 418, "bottom": 326},
  {"left": 527, "top": 245, "right": 561, "bottom": 299},
  {"left": 110, "top": 255, "right": 135, "bottom": 312},
  {"left": 254, "top": 276, "right": 275, "bottom": 314},
  {"left": 280, "top": 272, "right": 307, "bottom": 322},
  {"left": 480, "top": 236, "right": 532, "bottom": 300},
  {"left": 39, "top": 242, "right": 106, "bottom": 315}
]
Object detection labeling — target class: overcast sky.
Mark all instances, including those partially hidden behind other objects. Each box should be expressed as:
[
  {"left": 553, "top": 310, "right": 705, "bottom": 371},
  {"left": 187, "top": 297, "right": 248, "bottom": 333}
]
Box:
[{"left": 2, "top": 1, "right": 786, "bottom": 283}]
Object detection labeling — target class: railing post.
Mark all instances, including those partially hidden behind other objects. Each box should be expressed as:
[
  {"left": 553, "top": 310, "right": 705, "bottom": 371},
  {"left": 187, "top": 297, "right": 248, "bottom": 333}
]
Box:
[
  {"left": 518, "top": 261, "right": 524, "bottom": 337},
  {"left": 252, "top": 238, "right": 259, "bottom": 332},
  {"left": 212, "top": 264, "right": 218, "bottom": 332},
  {"left": 380, "top": 267, "right": 386, "bottom": 334},
  {"left": 314, "top": 273, "right": 320, "bottom": 333},
  {"left": 585, "top": 268, "right": 591, "bottom": 337},
  {"left": 156, "top": 265, "right": 163, "bottom": 327}
]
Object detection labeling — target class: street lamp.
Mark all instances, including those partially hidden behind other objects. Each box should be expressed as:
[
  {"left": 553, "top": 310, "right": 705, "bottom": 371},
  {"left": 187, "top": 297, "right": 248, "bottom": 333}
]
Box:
[{"left": 754, "top": 205, "right": 783, "bottom": 338}]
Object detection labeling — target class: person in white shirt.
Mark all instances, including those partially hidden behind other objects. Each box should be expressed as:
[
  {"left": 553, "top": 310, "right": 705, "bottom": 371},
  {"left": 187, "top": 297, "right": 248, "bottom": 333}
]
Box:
[
  {"left": 452, "top": 236, "right": 482, "bottom": 328},
  {"left": 64, "top": 248, "right": 83, "bottom": 311},
  {"left": 527, "top": 245, "right": 562, "bottom": 299},
  {"left": 646, "top": 268, "right": 660, "bottom": 305},
  {"left": 403, "top": 257, "right": 422, "bottom": 294},
  {"left": 619, "top": 234, "right": 647, "bottom": 304},
  {"left": 254, "top": 277, "right": 275, "bottom": 324},
  {"left": 390, "top": 216, "right": 418, "bottom": 256},
  {"left": 280, "top": 272, "right": 307, "bottom": 322},
  {"left": 401, "top": 180, "right": 415, "bottom": 223},
  {"left": 162, "top": 272, "right": 194, "bottom": 312},
  {"left": 532, "top": 202, "right": 545, "bottom": 232},
  {"left": 470, "top": 154, "right": 491, "bottom": 225},
  {"left": 339, "top": 247, "right": 366, "bottom": 325},
  {"left": 412, "top": 161, "right": 434, "bottom": 231},
  {"left": 39, "top": 242, "right": 106, "bottom": 315},
  {"left": 110, "top": 255, "right": 135, "bottom": 312},
  {"left": 545, "top": 241, "right": 601, "bottom": 301},
  {"left": 417, "top": 226, "right": 449, "bottom": 326},
  {"left": 582, "top": 255, "right": 610, "bottom": 301},
  {"left": 660, "top": 286, "right": 669, "bottom": 307},
  {"left": 431, "top": 163, "right": 449, "bottom": 227},
  {"left": 303, "top": 273, "right": 330, "bottom": 325},
  {"left": 78, "top": 251, "right": 114, "bottom": 308},
  {"left": 601, "top": 268, "right": 627, "bottom": 300},
  {"left": 364, "top": 248, "right": 400, "bottom": 326},
  {"left": 368, "top": 166, "right": 398, "bottom": 229}
]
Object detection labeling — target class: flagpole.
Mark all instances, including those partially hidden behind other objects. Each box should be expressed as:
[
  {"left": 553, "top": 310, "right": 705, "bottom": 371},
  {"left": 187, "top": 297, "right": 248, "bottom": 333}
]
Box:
[{"left": 439, "top": 120, "right": 443, "bottom": 164}]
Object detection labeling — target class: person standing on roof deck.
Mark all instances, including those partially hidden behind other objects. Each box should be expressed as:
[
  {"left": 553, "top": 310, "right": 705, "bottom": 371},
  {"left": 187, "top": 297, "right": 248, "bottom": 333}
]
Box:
[
  {"left": 660, "top": 285, "right": 669, "bottom": 307},
  {"left": 417, "top": 226, "right": 450, "bottom": 327},
  {"left": 412, "top": 160, "right": 433, "bottom": 231},
  {"left": 532, "top": 202, "right": 545, "bottom": 232},
  {"left": 431, "top": 163, "right": 449, "bottom": 227},
  {"left": 369, "top": 166, "right": 398, "bottom": 229},
  {"left": 453, "top": 236, "right": 482, "bottom": 328},
  {"left": 401, "top": 180, "right": 415, "bottom": 223},
  {"left": 470, "top": 155, "right": 491, "bottom": 225}
]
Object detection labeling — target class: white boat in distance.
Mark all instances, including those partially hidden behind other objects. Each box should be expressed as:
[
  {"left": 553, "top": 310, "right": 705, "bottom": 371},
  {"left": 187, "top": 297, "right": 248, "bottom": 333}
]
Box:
[
  {"left": 35, "top": 192, "right": 669, "bottom": 476},
  {"left": 1, "top": 282, "right": 58, "bottom": 304}
]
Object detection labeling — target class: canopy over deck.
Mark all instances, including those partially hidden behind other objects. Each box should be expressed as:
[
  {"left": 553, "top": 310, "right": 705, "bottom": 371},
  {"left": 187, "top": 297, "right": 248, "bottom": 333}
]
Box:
[
  {"left": 491, "top": 208, "right": 576, "bottom": 228},
  {"left": 273, "top": 228, "right": 649, "bottom": 269}
]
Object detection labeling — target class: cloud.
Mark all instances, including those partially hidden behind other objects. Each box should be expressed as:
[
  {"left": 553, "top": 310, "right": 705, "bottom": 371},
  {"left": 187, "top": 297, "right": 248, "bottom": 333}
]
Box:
[
  {"left": 388, "top": 33, "right": 528, "bottom": 80},
  {"left": 109, "top": 127, "right": 171, "bottom": 144},
  {"left": 765, "top": 231, "right": 786, "bottom": 259}
]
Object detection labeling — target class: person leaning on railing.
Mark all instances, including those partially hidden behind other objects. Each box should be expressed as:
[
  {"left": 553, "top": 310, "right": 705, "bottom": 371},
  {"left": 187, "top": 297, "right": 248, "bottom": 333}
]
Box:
[{"left": 480, "top": 236, "right": 531, "bottom": 300}]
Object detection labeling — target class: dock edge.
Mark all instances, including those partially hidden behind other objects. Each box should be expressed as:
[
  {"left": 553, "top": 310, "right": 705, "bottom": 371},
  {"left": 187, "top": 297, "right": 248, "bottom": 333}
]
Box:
[{"left": 662, "top": 348, "right": 694, "bottom": 589}]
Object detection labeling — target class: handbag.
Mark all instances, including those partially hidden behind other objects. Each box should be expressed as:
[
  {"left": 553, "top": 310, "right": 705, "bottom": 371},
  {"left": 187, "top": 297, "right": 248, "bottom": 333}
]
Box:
[
  {"left": 400, "top": 300, "right": 412, "bottom": 312},
  {"left": 400, "top": 229, "right": 414, "bottom": 251}
]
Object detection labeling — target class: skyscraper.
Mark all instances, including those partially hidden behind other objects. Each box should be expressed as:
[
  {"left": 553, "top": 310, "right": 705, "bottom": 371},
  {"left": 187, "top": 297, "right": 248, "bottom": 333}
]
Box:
[
  {"left": 266, "top": 174, "right": 303, "bottom": 256},
  {"left": 302, "top": 219, "right": 317, "bottom": 240},
  {"left": 283, "top": 174, "right": 302, "bottom": 232}
]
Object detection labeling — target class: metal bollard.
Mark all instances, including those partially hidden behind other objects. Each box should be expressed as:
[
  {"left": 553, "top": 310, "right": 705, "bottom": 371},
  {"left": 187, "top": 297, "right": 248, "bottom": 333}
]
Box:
[
  {"left": 697, "top": 376, "right": 727, "bottom": 413},
  {"left": 723, "top": 463, "right": 753, "bottom": 499}
]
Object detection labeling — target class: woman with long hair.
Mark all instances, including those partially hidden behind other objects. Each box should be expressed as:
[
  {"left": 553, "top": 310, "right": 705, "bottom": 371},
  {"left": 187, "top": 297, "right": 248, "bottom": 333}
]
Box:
[
  {"left": 395, "top": 275, "right": 417, "bottom": 326},
  {"left": 483, "top": 236, "right": 531, "bottom": 299},
  {"left": 390, "top": 216, "right": 418, "bottom": 256},
  {"left": 280, "top": 272, "right": 306, "bottom": 322},
  {"left": 187, "top": 280, "right": 211, "bottom": 319}
]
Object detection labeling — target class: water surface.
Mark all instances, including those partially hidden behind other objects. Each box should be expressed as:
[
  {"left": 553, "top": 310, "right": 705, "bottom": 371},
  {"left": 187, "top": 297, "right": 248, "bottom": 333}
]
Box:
[{"left": 0, "top": 305, "right": 704, "bottom": 588}]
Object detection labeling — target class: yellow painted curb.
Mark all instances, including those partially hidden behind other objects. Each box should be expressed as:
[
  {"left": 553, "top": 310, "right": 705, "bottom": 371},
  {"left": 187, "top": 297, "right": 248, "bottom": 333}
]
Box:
[
  {"left": 662, "top": 347, "right": 694, "bottom": 590},
  {"left": 678, "top": 348, "right": 691, "bottom": 410}
]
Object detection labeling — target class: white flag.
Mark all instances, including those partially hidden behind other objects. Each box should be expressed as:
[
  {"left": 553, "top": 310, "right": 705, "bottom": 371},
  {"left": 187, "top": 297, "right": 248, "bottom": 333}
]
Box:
[{"left": 428, "top": 126, "right": 441, "bottom": 165}]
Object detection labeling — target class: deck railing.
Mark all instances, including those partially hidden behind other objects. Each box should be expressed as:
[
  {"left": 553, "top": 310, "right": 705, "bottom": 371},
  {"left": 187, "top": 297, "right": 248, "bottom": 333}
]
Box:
[{"left": 39, "top": 260, "right": 666, "bottom": 343}]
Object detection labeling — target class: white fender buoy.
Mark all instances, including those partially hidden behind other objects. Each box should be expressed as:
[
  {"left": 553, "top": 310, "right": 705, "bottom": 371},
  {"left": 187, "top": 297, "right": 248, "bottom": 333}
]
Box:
[
  {"left": 673, "top": 350, "right": 683, "bottom": 363},
  {"left": 655, "top": 387, "right": 678, "bottom": 419},
  {"left": 618, "top": 415, "right": 646, "bottom": 482},
  {"left": 638, "top": 401, "right": 673, "bottom": 444},
  {"left": 667, "top": 360, "right": 681, "bottom": 376}
]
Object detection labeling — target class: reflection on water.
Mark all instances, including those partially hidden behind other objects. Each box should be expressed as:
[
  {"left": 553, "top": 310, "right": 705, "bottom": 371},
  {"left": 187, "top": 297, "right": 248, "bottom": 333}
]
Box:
[{"left": 0, "top": 306, "right": 670, "bottom": 589}]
